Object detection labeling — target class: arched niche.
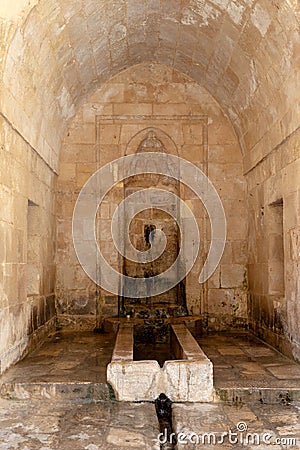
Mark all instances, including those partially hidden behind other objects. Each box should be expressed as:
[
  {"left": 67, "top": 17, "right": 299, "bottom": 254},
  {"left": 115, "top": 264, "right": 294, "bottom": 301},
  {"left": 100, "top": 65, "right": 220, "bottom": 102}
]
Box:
[{"left": 121, "top": 128, "right": 186, "bottom": 319}]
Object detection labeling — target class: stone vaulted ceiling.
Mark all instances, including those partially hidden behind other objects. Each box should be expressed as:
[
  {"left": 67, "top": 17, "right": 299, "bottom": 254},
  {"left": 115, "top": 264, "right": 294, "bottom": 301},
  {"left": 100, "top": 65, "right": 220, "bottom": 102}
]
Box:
[{"left": 1, "top": 0, "right": 299, "bottom": 171}]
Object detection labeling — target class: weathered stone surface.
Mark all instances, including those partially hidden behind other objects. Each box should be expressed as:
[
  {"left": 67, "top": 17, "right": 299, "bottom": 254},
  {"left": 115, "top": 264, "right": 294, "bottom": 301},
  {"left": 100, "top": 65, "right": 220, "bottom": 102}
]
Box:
[
  {"left": 247, "top": 127, "right": 300, "bottom": 362},
  {"left": 0, "top": 331, "right": 115, "bottom": 395},
  {"left": 107, "top": 323, "right": 214, "bottom": 402},
  {"left": 163, "top": 359, "right": 214, "bottom": 402},
  {"left": 2, "top": 0, "right": 297, "bottom": 174},
  {"left": 56, "top": 62, "right": 248, "bottom": 330},
  {"left": 0, "top": 116, "right": 56, "bottom": 375},
  {"left": 0, "top": 398, "right": 160, "bottom": 449},
  {"left": 198, "top": 332, "right": 300, "bottom": 405},
  {"left": 0, "top": 0, "right": 300, "bottom": 376},
  {"left": 108, "top": 360, "right": 161, "bottom": 401},
  {"left": 172, "top": 402, "right": 300, "bottom": 450}
]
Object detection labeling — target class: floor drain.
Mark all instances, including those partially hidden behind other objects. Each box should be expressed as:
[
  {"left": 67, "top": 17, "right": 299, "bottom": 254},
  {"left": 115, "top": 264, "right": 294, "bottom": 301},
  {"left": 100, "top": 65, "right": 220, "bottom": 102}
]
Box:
[{"left": 155, "top": 393, "right": 176, "bottom": 449}]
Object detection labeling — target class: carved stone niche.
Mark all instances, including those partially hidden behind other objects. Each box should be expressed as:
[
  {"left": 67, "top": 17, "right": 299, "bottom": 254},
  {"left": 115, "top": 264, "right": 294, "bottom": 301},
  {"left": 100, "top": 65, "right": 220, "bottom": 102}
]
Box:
[
  {"left": 121, "top": 128, "right": 186, "bottom": 318},
  {"left": 128, "top": 129, "right": 179, "bottom": 189}
]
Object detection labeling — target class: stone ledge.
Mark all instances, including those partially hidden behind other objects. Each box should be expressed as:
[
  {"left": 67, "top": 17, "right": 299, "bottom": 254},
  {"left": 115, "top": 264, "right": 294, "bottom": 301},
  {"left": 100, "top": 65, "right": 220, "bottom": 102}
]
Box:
[
  {"left": 0, "top": 381, "right": 110, "bottom": 401},
  {"left": 171, "top": 323, "right": 210, "bottom": 361}
]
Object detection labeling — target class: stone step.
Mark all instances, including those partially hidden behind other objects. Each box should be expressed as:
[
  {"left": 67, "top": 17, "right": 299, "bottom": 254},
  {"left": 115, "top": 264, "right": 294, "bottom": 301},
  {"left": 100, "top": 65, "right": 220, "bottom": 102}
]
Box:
[
  {"left": 2, "top": 381, "right": 300, "bottom": 405},
  {"left": 0, "top": 381, "right": 112, "bottom": 401},
  {"left": 215, "top": 387, "right": 300, "bottom": 405},
  {"left": 3, "top": 381, "right": 299, "bottom": 406}
]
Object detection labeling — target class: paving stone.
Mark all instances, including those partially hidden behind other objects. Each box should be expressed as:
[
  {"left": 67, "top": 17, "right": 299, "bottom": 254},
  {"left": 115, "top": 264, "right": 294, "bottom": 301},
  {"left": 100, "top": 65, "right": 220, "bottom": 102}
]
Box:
[
  {"left": 172, "top": 402, "right": 300, "bottom": 450},
  {"left": 266, "top": 365, "right": 300, "bottom": 380},
  {"left": 0, "top": 399, "right": 160, "bottom": 450},
  {"left": 197, "top": 333, "right": 300, "bottom": 400}
]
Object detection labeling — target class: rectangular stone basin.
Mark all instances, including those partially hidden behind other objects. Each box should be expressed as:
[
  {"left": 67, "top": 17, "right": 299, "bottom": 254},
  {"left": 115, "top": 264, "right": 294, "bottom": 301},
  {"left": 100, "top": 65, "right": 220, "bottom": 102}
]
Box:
[{"left": 107, "top": 322, "right": 214, "bottom": 402}]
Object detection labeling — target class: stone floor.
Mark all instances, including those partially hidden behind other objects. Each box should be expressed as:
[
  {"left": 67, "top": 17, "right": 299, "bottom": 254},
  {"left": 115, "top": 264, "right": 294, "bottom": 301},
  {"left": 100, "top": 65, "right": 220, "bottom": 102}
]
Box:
[
  {"left": 0, "top": 399, "right": 160, "bottom": 450},
  {"left": 0, "top": 398, "right": 299, "bottom": 449},
  {"left": 172, "top": 402, "right": 300, "bottom": 449},
  {"left": 0, "top": 330, "right": 300, "bottom": 449},
  {"left": 1, "top": 330, "right": 300, "bottom": 402},
  {"left": 0, "top": 331, "right": 115, "bottom": 401},
  {"left": 1, "top": 331, "right": 115, "bottom": 384},
  {"left": 197, "top": 332, "right": 300, "bottom": 404}
]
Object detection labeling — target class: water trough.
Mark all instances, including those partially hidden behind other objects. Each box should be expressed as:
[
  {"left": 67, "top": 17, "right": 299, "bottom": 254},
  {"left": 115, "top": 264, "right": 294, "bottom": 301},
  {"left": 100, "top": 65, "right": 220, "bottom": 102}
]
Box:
[{"left": 107, "top": 322, "right": 214, "bottom": 402}]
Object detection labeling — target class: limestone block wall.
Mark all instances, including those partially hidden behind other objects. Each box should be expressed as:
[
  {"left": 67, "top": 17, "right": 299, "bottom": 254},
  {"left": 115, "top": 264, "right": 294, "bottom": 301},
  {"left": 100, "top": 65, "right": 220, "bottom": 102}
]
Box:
[
  {"left": 56, "top": 63, "right": 248, "bottom": 331},
  {"left": 247, "top": 128, "right": 300, "bottom": 362},
  {"left": 0, "top": 116, "right": 56, "bottom": 374}
]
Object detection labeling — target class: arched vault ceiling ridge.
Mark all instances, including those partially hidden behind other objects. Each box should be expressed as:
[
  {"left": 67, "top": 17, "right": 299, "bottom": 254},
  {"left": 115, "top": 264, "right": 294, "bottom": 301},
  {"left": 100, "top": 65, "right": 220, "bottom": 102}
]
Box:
[{"left": 1, "top": 0, "right": 300, "bottom": 171}]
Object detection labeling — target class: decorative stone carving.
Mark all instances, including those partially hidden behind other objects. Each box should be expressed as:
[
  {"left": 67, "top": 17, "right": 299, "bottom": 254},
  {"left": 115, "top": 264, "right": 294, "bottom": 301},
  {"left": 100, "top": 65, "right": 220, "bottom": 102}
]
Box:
[{"left": 138, "top": 130, "right": 166, "bottom": 152}]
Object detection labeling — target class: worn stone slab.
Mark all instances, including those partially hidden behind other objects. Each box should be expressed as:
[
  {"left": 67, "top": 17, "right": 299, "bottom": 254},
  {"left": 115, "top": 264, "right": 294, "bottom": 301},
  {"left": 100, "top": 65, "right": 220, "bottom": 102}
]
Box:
[
  {"left": 0, "top": 381, "right": 111, "bottom": 401},
  {"left": 197, "top": 332, "right": 300, "bottom": 404},
  {"left": 0, "top": 399, "right": 160, "bottom": 449},
  {"left": 0, "top": 331, "right": 115, "bottom": 401},
  {"left": 172, "top": 402, "right": 300, "bottom": 450},
  {"left": 107, "top": 360, "right": 161, "bottom": 402},
  {"left": 164, "top": 359, "right": 213, "bottom": 403}
]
